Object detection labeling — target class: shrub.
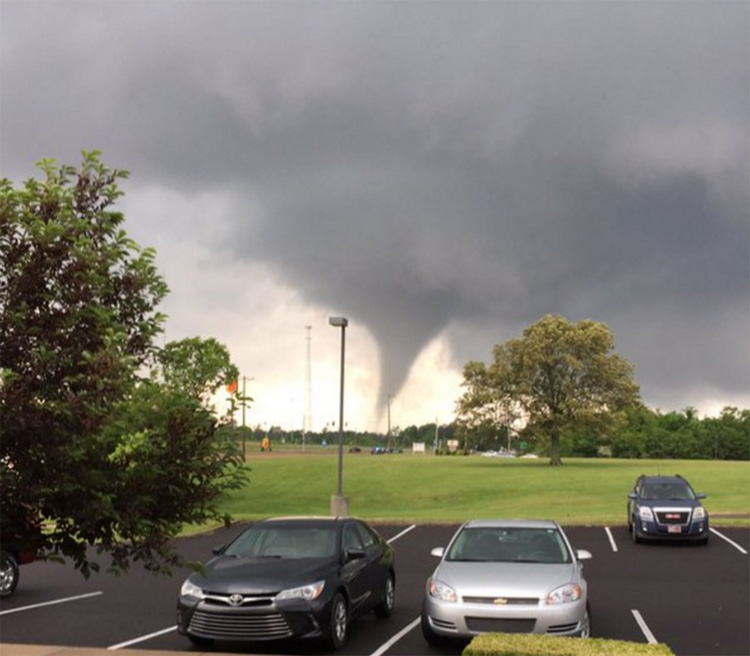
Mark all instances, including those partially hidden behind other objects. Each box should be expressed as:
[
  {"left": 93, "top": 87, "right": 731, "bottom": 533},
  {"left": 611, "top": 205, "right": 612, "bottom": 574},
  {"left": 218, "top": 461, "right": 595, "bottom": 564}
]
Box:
[{"left": 463, "top": 634, "right": 675, "bottom": 656}]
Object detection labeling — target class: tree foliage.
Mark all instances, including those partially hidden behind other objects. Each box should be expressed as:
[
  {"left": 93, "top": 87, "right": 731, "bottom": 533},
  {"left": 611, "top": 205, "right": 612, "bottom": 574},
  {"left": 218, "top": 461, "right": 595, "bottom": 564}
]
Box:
[
  {"left": 457, "top": 315, "right": 641, "bottom": 465},
  {"left": 0, "top": 152, "right": 245, "bottom": 577},
  {"left": 153, "top": 337, "right": 239, "bottom": 402},
  {"left": 602, "top": 405, "right": 749, "bottom": 461}
]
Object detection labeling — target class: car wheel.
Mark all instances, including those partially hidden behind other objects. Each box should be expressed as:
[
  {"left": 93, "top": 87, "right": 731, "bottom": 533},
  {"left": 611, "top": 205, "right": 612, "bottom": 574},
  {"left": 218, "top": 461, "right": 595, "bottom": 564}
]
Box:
[
  {"left": 421, "top": 612, "right": 447, "bottom": 647},
  {"left": 327, "top": 593, "right": 348, "bottom": 650},
  {"left": 631, "top": 518, "right": 641, "bottom": 544},
  {"left": 187, "top": 634, "right": 214, "bottom": 647},
  {"left": 0, "top": 551, "right": 19, "bottom": 598},
  {"left": 580, "top": 602, "right": 591, "bottom": 638},
  {"left": 374, "top": 572, "right": 395, "bottom": 618}
]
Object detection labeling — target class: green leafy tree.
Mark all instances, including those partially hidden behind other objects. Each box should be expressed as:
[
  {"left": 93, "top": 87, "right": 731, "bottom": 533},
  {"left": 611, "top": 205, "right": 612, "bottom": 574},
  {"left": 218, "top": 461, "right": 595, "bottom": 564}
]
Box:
[
  {"left": 458, "top": 315, "right": 640, "bottom": 466},
  {"left": 0, "top": 152, "right": 245, "bottom": 577},
  {"left": 154, "top": 337, "right": 240, "bottom": 402}
]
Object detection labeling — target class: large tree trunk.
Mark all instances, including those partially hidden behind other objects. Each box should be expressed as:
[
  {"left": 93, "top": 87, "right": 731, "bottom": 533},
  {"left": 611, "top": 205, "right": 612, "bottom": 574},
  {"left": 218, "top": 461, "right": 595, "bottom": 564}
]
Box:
[{"left": 549, "top": 425, "right": 563, "bottom": 466}]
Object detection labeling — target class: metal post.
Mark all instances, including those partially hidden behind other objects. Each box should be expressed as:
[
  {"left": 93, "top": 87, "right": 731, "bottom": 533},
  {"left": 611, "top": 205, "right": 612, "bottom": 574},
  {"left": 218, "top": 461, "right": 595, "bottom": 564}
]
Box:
[
  {"left": 241, "top": 376, "right": 247, "bottom": 458},
  {"left": 329, "top": 316, "right": 349, "bottom": 516},
  {"left": 336, "top": 325, "right": 346, "bottom": 495}
]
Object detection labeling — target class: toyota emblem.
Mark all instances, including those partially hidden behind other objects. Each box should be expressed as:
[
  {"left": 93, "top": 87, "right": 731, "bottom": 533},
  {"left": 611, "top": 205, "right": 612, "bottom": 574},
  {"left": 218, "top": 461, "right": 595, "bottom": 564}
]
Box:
[{"left": 228, "top": 594, "right": 244, "bottom": 606}]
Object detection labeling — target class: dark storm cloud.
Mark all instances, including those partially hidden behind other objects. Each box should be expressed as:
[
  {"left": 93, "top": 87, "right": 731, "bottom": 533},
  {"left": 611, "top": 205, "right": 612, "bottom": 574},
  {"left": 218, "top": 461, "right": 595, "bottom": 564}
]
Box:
[{"left": 1, "top": 1, "right": 748, "bottom": 410}]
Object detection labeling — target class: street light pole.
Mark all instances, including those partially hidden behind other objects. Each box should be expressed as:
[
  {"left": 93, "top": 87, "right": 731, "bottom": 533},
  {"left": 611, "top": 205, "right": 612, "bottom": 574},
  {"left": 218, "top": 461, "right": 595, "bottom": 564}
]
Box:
[{"left": 329, "top": 316, "right": 349, "bottom": 516}]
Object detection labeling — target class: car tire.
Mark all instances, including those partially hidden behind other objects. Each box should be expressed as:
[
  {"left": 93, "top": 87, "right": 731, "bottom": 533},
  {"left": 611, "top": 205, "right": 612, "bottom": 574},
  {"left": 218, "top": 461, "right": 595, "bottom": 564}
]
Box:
[
  {"left": 187, "top": 634, "right": 214, "bottom": 647},
  {"left": 0, "top": 551, "right": 19, "bottom": 598},
  {"left": 580, "top": 602, "right": 591, "bottom": 638},
  {"left": 374, "top": 572, "right": 395, "bottom": 618},
  {"left": 327, "top": 592, "right": 348, "bottom": 650},
  {"left": 421, "top": 612, "right": 447, "bottom": 647},
  {"left": 631, "top": 519, "right": 641, "bottom": 544}
]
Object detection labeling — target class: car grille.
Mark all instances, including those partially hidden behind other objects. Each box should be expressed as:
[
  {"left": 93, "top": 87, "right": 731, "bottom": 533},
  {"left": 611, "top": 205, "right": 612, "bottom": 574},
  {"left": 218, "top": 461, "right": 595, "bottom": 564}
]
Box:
[
  {"left": 463, "top": 596, "right": 539, "bottom": 606},
  {"left": 188, "top": 609, "right": 292, "bottom": 640},
  {"left": 465, "top": 617, "right": 536, "bottom": 633},
  {"left": 655, "top": 510, "right": 690, "bottom": 525}
]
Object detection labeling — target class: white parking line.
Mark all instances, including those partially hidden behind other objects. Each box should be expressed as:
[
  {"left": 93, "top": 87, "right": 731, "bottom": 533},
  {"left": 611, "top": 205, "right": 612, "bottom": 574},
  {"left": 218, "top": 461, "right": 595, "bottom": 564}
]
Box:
[
  {"left": 631, "top": 609, "right": 658, "bottom": 644},
  {"left": 369, "top": 616, "right": 420, "bottom": 656},
  {"left": 710, "top": 528, "right": 748, "bottom": 555},
  {"left": 0, "top": 591, "right": 103, "bottom": 616},
  {"left": 387, "top": 524, "right": 417, "bottom": 543},
  {"left": 107, "top": 625, "right": 177, "bottom": 650},
  {"left": 604, "top": 526, "right": 618, "bottom": 552}
]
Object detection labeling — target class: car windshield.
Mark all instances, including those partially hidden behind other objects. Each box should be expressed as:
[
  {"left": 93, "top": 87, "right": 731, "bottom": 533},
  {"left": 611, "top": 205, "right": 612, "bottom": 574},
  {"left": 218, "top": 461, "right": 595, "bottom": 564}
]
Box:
[
  {"left": 224, "top": 524, "right": 337, "bottom": 559},
  {"left": 640, "top": 482, "right": 694, "bottom": 501},
  {"left": 446, "top": 527, "right": 571, "bottom": 564}
]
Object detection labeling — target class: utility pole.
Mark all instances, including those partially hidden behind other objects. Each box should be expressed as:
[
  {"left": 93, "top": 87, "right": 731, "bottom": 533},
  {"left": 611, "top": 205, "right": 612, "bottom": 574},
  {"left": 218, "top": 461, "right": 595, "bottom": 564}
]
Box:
[
  {"left": 304, "top": 326, "right": 312, "bottom": 452},
  {"left": 386, "top": 394, "right": 392, "bottom": 451},
  {"left": 237, "top": 376, "right": 253, "bottom": 459}
]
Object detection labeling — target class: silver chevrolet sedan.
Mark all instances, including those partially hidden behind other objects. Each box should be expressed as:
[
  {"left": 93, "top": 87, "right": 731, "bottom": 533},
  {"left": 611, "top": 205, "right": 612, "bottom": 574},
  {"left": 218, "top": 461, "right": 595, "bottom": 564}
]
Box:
[{"left": 421, "top": 519, "right": 591, "bottom": 645}]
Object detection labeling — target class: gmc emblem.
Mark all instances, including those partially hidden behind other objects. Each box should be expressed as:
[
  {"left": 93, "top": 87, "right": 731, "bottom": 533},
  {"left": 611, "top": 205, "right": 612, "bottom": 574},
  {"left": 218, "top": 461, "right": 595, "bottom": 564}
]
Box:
[{"left": 665, "top": 513, "right": 680, "bottom": 519}]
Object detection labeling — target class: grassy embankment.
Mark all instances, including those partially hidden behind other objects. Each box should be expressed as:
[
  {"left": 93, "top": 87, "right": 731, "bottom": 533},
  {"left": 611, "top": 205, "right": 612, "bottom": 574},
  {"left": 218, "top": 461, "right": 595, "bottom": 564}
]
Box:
[{"left": 211, "top": 451, "right": 749, "bottom": 528}]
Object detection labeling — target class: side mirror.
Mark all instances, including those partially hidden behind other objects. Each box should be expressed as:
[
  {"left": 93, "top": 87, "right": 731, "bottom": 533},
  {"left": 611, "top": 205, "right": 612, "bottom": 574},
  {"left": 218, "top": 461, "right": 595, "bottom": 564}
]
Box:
[
  {"left": 696, "top": 493, "right": 707, "bottom": 500},
  {"left": 212, "top": 544, "right": 227, "bottom": 556},
  {"left": 430, "top": 547, "right": 445, "bottom": 558},
  {"left": 576, "top": 549, "right": 593, "bottom": 561},
  {"left": 346, "top": 548, "right": 366, "bottom": 561},
  {"left": 627, "top": 492, "right": 637, "bottom": 500}
]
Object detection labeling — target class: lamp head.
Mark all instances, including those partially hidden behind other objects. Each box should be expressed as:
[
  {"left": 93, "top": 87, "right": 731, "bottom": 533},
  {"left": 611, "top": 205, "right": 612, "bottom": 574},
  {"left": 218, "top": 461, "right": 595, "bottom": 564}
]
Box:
[{"left": 328, "top": 316, "right": 349, "bottom": 328}]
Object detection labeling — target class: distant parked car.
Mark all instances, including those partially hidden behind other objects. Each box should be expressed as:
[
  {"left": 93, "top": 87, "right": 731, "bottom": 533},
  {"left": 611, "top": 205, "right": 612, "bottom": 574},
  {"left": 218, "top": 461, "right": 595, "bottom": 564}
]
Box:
[
  {"left": 421, "top": 519, "right": 591, "bottom": 645},
  {"left": 0, "top": 513, "right": 42, "bottom": 598},
  {"left": 627, "top": 475, "right": 709, "bottom": 544},
  {"left": 177, "top": 516, "right": 396, "bottom": 650}
]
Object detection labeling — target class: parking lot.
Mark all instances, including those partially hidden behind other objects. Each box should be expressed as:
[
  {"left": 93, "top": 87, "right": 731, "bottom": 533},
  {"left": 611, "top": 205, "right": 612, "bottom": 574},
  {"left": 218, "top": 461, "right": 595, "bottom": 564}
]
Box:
[{"left": 1, "top": 524, "right": 747, "bottom": 656}]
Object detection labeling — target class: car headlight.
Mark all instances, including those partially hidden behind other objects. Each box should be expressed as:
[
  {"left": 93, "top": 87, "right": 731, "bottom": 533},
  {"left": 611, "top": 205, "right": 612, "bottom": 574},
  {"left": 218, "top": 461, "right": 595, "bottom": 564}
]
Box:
[
  {"left": 693, "top": 507, "right": 706, "bottom": 520},
  {"left": 276, "top": 580, "right": 325, "bottom": 601},
  {"left": 180, "top": 579, "right": 204, "bottom": 599},
  {"left": 546, "top": 583, "right": 582, "bottom": 605},
  {"left": 428, "top": 578, "right": 457, "bottom": 602},
  {"left": 638, "top": 506, "right": 654, "bottom": 521}
]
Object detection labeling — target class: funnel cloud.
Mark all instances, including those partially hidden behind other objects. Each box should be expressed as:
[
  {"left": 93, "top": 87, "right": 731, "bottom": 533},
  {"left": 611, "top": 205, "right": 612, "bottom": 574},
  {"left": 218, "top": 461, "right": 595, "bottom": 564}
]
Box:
[{"left": 1, "top": 2, "right": 748, "bottom": 421}]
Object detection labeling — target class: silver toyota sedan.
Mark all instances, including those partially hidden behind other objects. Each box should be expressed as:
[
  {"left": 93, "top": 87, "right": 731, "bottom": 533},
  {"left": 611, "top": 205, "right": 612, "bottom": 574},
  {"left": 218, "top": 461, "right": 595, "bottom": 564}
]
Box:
[{"left": 421, "top": 519, "right": 591, "bottom": 645}]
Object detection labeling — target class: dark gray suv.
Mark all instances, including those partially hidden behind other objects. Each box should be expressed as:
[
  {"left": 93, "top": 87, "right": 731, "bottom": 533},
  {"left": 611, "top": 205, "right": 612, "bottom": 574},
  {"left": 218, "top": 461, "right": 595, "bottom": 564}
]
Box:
[{"left": 627, "top": 475, "right": 709, "bottom": 544}]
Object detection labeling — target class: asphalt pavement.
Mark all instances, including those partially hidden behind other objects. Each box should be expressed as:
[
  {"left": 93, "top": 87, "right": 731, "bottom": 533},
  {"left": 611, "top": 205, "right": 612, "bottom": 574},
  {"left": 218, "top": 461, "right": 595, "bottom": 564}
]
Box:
[{"left": 1, "top": 523, "right": 748, "bottom": 656}]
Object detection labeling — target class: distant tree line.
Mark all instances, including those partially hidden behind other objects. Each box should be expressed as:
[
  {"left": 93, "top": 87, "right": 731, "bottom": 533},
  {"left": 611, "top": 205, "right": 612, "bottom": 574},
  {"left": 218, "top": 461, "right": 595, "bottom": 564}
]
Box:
[
  {"left": 220, "top": 405, "right": 748, "bottom": 462},
  {"left": 219, "top": 422, "right": 457, "bottom": 451},
  {"left": 564, "top": 405, "right": 749, "bottom": 461},
  {"left": 459, "top": 405, "right": 748, "bottom": 461}
]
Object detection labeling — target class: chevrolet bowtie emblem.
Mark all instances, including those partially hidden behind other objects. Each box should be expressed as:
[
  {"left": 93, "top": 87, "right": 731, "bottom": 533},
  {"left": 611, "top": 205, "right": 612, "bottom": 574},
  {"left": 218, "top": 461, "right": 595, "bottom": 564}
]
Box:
[{"left": 493, "top": 598, "right": 508, "bottom": 605}]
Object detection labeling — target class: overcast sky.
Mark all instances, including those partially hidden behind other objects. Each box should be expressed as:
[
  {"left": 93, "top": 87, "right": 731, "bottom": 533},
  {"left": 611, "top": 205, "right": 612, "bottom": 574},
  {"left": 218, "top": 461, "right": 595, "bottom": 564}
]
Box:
[{"left": 2, "top": 1, "right": 748, "bottom": 432}]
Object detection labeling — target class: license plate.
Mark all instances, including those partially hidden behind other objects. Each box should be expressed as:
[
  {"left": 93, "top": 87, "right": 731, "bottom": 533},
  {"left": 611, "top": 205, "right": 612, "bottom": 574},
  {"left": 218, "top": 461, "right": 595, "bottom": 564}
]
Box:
[{"left": 668, "top": 525, "right": 682, "bottom": 534}]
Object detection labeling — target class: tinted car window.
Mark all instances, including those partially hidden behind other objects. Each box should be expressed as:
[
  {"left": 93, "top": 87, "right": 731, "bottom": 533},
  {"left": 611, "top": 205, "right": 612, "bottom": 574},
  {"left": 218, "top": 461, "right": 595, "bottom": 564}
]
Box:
[
  {"left": 342, "top": 523, "right": 364, "bottom": 552},
  {"left": 447, "top": 527, "right": 571, "bottom": 564},
  {"left": 225, "top": 524, "right": 337, "bottom": 559},
  {"left": 354, "top": 522, "right": 378, "bottom": 548},
  {"left": 640, "top": 482, "right": 694, "bottom": 501}
]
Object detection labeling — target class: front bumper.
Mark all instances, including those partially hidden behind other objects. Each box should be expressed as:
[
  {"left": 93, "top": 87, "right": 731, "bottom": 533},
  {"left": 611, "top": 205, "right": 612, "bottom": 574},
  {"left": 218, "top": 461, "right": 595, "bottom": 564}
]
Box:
[
  {"left": 422, "top": 595, "right": 587, "bottom": 638},
  {"left": 633, "top": 517, "right": 709, "bottom": 541},
  {"left": 177, "top": 594, "right": 331, "bottom": 642}
]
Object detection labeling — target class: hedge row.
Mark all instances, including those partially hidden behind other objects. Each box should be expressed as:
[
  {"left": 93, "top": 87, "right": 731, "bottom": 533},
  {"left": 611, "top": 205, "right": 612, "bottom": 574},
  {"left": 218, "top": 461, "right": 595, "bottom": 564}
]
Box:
[{"left": 463, "top": 634, "right": 675, "bottom": 656}]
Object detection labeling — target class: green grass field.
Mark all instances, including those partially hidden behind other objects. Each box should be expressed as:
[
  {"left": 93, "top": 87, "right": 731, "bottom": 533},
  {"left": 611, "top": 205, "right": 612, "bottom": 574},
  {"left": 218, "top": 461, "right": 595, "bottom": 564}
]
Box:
[{"left": 214, "top": 452, "right": 750, "bottom": 528}]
